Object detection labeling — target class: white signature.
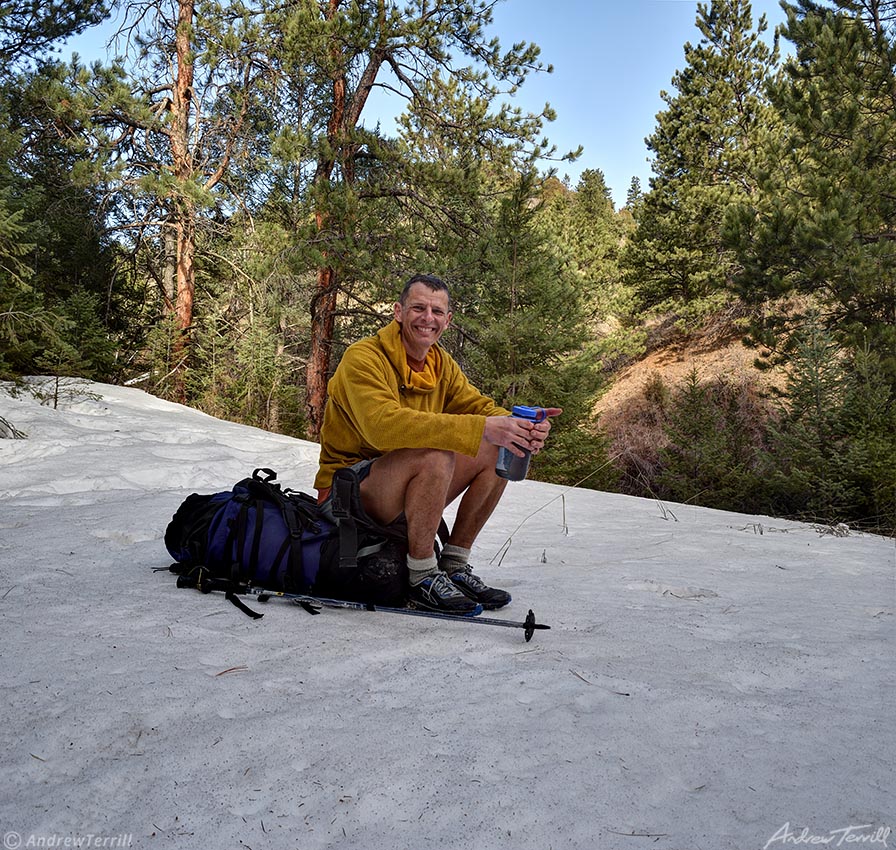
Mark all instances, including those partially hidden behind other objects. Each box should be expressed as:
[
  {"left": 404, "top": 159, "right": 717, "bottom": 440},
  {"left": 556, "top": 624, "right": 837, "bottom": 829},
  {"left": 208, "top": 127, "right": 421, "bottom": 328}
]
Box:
[{"left": 764, "top": 823, "right": 891, "bottom": 850}]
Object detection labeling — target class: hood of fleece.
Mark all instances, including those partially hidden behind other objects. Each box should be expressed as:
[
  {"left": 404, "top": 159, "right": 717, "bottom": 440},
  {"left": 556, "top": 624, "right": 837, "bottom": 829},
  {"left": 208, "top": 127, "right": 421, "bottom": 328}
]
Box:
[{"left": 376, "top": 320, "right": 443, "bottom": 394}]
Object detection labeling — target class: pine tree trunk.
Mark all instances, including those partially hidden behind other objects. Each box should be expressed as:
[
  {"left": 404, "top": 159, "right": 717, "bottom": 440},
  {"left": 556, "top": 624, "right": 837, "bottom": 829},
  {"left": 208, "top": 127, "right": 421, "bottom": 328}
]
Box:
[
  {"left": 267, "top": 315, "right": 287, "bottom": 433},
  {"left": 302, "top": 1, "right": 385, "bottom": 437},
  {"left": 168, "top": 0, "right": 196, "bottom": 403},
  {"left": 161, "top": 222, "right": 177, "bottom": 315},
  {"left": 304, "top": 0, "right": 345, "bottom": 438},
  {"left": 306, "top": 265, "right": 337, "bottom": 436}
]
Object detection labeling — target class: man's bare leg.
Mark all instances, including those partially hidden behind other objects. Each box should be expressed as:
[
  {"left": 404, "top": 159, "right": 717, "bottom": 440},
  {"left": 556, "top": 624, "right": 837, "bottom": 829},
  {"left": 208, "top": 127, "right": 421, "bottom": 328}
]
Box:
[
  {"left": 444, "top": 438, "right": 507, "bottom": 549},
  {"left": 359, "top": 439, "right": 510, "bottom": 610},
  {"left": 360, "top": 439, "right": 506, "bottom": 553},
  {"left": 359, "top": 447, "right": 455, "bottom": 559},
  {"left": 440, "top": 439, "right": 513, "bottom": 608}
]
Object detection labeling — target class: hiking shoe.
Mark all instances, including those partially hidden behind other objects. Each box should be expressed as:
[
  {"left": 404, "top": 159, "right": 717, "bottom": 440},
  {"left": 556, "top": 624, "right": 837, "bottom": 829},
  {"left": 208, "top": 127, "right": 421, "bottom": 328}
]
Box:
[
  {"left": 409, "top": 572, "right": 483, "bottom": 617},
  {"left": 447, "top": 568, "right": 512, "bottom": 610}
]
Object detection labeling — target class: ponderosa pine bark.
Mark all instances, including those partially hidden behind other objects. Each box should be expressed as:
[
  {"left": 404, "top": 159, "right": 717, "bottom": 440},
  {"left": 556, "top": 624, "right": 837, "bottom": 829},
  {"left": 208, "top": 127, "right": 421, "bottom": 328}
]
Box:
[
  {"left": 169, "top": 0, "right": 196, "bottom": 401},
  {"left": 304, "top": 0, "right": 385, "bottom": 436}
]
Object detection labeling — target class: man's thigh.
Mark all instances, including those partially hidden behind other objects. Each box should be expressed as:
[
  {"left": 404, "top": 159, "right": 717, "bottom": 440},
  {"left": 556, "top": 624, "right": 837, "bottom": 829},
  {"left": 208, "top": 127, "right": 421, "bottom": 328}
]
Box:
[
  {"left": 359, "top": 448, "right": 453, "bottom": 526},
  {"left": 360, "top": 438, "right": 499, "bottom": 523}
]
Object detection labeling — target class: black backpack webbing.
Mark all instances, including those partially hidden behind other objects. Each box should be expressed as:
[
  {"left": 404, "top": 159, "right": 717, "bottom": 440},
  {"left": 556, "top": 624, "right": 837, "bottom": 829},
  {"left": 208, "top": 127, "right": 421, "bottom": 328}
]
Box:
[
  {"left": 330, "top": 467, "right": 449, "bottom": 573},
  {"left": 241, "top": 468, "right": 327, "bottom": 592}
]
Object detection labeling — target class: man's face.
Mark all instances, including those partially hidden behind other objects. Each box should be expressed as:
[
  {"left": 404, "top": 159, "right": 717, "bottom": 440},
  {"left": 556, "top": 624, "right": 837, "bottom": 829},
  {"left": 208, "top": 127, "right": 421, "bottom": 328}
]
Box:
[{"left": 394, "top": 282, "right": 452, "bottom": 359}]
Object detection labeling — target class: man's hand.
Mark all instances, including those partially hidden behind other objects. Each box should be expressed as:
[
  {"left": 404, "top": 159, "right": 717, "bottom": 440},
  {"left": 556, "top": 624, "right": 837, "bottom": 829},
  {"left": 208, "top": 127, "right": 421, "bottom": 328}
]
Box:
[{"left": 483, "top": 408, "right": 563, "bottom": 457}]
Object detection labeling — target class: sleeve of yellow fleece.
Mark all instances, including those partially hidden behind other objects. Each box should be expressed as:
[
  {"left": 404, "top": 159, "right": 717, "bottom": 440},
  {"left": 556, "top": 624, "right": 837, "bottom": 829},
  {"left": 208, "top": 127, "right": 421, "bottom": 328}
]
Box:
[
  {"left": 440, "top": 354, "right": 511, "bottom": 419},
  {"left": 338, "top": 346, "right": 498, "bottom": 458}
]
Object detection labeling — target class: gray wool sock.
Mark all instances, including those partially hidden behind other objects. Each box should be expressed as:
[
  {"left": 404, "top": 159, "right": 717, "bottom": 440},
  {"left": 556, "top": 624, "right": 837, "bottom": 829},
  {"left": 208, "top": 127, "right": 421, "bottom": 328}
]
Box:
[
  {"left": 407, "top": 554, "right": 439, "bottom": 587},
  {"left": 439, "top": 544, "right": 471, "bottom": 572}
]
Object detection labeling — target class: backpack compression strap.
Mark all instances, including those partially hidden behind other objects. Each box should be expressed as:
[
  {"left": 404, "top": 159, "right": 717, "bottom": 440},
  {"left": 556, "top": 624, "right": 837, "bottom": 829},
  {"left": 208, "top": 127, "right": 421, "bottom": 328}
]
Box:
[
  {"left": 330, "top": 467, "right": 450, "bottom": 569},
  {"left": 331, "top": 469, "right": 360, "bottom": 570},
  {"left": 246, "top": 469, "right": 318, "bottom": 592}
]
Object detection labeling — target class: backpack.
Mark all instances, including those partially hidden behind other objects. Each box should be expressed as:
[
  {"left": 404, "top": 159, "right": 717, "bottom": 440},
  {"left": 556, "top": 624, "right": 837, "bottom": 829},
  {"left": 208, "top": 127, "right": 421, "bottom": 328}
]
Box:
[{"left": 164, "top": 467, "right": 431, "bottom": 613}]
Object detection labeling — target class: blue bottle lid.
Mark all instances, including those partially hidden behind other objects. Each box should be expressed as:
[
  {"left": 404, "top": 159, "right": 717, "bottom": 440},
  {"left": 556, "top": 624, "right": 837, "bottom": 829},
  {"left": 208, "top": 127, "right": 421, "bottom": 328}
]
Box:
[{"left": 511, "top": 405, "right": 546, "bottom": 422}]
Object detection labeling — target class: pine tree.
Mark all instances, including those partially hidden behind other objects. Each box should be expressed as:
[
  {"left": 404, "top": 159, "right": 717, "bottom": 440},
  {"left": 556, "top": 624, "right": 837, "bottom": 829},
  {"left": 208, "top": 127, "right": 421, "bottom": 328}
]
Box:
[
  {"left": 259, "top": 0, "right": 565, "bottom": 435},
  {"left": 0, "top": 61, "right": 135, "bottom": 381},
  {"left": 0, "top": 0, "right": 110, "bottom": 74},
  {"left": 729, "top": 0, "right": 896, "bottom": 386},
  {"left": 0, "top": 1, "right": 116, "bottom": 378},
  {"left": 625, "top": 176, "right": 643, "bottom": 213},
  {"left": 564, "top": 168, "right": 620, "bottom": 293},
  {"left": 624, "top": 0, "right": 779, "bottom": 316},
  {"left": 763, "top": 318, "right": 896, "bottom": 531},
  {"left": 657, "top": 368, "right": 772, "bottom": 511},
  {"left": 448, "top": 170, "right": 612, "bottom": 489},
  {"left": 63, "top": 0, "right": 271, "bottom": 400}
]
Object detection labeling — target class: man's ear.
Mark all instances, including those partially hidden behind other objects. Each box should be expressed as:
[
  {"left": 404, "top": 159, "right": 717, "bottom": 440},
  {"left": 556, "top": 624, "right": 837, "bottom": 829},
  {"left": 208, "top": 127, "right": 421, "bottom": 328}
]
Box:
[{"left": 393, "top": 301, "right": 402, "bottom": 323}]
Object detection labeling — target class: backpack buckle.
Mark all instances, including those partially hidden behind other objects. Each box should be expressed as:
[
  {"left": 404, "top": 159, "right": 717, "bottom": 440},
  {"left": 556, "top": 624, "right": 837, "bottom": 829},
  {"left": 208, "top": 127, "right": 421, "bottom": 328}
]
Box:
[{"left": 330, "top": 471, "right": 355, "bottom": 520}]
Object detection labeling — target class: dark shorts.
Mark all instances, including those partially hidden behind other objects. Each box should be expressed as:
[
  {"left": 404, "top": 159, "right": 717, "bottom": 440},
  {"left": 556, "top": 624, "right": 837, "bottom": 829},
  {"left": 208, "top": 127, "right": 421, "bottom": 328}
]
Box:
[
  {"left": 319, "top": 457, "right": 407, "bottom": 531},
  {"left": 317, "top": 458, "right": 378, "bottom": 520},
  {"left": 348, "top": 457, "right": 377, "bottom": 482}
]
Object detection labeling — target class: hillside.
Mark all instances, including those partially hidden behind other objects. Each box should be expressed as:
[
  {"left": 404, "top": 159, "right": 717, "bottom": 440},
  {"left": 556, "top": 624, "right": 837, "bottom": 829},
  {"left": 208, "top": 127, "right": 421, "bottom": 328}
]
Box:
[{"left": 595, "top": 327, "right": 781, "bottom": 418}]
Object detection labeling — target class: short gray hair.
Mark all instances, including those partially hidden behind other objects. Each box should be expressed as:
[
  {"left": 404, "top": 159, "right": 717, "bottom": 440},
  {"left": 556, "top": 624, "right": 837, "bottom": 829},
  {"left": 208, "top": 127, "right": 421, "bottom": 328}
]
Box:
[{"left": 399, "top": 274, "right": 452, "bottom": 308}]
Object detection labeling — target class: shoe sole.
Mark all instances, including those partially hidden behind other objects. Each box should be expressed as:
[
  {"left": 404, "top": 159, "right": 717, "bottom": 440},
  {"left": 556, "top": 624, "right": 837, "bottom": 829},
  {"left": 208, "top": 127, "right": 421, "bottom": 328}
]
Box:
[
  {"left": 407, "top": 600, "right": 483, "bottom": 617},
  {"left": 452, "top": 587, "right": 512, "bottom": 611},
  {"left": 477, "top": 598, "right": 511, "bottom": 611}
]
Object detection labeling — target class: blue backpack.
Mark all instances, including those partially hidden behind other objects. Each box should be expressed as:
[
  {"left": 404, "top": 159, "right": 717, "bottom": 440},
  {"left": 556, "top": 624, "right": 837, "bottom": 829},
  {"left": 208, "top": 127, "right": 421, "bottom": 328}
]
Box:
[{"left": 164, "top": 468, "right": 414, "bottom": 614}]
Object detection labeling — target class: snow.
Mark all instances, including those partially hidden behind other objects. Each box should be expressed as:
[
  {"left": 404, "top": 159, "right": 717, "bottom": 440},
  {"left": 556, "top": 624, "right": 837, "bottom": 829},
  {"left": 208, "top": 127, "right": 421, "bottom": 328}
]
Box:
[{"left": 1, "top": 380, "right": 893, "bottom": 850}]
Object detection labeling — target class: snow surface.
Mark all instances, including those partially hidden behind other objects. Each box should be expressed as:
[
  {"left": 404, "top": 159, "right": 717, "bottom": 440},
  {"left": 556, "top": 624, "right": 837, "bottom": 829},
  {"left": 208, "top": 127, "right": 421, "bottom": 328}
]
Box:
[{"left": 1, "top": 380, "right": 893, "bottom": 850}]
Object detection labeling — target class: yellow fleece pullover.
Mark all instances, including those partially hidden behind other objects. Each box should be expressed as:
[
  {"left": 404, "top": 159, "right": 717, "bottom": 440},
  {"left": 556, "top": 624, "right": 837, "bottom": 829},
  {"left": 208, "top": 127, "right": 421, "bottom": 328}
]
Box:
[{"left": 314, "top": 320, "right": 509, "bottom": 491}]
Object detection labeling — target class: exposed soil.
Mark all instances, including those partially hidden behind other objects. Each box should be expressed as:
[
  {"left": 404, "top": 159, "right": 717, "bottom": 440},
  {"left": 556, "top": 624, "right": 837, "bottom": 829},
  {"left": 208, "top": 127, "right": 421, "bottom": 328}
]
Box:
[
  {"left": 595, "top": 311, "right": 786, "bottom": 418},
  {"left": 596, "top": 337, "right": 781, "bottom": 416}
]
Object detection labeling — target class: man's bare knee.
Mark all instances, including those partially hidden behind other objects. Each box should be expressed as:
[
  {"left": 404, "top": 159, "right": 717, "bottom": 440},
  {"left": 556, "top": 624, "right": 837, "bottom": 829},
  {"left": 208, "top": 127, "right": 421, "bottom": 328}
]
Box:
[
  {"left": 447, "top": 438, "right": 502, "bottom": 503},
  {"left": 360, "top": 448, "right": 455, "bottom": 525}
]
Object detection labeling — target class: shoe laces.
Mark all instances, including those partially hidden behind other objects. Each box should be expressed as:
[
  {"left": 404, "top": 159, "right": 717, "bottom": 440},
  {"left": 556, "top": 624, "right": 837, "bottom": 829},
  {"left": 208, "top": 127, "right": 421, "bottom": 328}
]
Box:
[
  {"left": 448, "top": 567, "right": 486, "bottom": 591},
  {"left": 425, "top": 571, "right": 466, "bottom": 599}
]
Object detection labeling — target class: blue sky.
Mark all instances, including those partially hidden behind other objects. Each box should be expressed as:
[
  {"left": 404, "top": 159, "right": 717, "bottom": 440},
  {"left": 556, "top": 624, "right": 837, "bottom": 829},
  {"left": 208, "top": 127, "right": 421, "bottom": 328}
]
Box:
[
  {"left": 65, "top": 0, "right": 789, "bottom": 207},
  {"left": 488, "top": 0, "right": 789, "bottom": 204}
]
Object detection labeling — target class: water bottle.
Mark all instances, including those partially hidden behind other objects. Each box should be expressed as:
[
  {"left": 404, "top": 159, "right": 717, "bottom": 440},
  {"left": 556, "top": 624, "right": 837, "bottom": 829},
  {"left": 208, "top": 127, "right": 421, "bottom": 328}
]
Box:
[{"left": 495, "top": 405, "right": 547, "bottom": 481}]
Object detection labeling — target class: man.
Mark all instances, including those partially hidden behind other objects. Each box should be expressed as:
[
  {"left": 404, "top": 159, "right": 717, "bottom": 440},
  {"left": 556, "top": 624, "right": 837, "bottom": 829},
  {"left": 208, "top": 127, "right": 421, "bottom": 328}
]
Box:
[{"left": 314, "top": 274, "right": 560, "bottom": 616}]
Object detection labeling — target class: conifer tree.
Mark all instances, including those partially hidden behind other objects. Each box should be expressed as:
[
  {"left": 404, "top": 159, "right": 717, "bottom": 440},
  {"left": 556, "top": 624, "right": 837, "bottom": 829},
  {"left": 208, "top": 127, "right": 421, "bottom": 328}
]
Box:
[
  {"left": 624, "top": 0, "right": 779, "bottom": 315},
  {"left": 64, "top": 0, "right": 270, "bottom": 399},
  {"left": 539, "top": 168, "right": 638, "bottom": 365},
  {"left": 624, "top": 176, "right": 643, "bottom": 213},
  {"left": 764, "top": 320, "right": 856, "bottom": 521},
  {"left": 0, "top": 62, "right": 132, "bottom": 380},
  {"left": 729, "top": 0, "right": 896, "bottom": 386},
  {"left": 763, "top": 318, "right": 896, "bottom": 531},
  {"left": 0, "top": 0, "right": 110, "bottom": 74},
  {"left": 260, "top": 0, "right": 564, "bottom": 435},
  {"left": 657, "top": 369, "right": 772, "bottom": 512},
  {"left": 0, "top": 1, "right": 113, "bottom": 377},
  {"left": 450, "top": 170, "right": 612, "bottom": 488},
  {"left": 563, "top": 168, "right": 620, "bottom": 294}
]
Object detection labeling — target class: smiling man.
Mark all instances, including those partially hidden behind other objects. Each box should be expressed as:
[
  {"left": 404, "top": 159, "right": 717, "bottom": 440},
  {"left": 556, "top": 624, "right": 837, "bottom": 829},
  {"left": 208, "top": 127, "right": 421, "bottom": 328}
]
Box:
[{"left": 314, "top": 274, "right": 560, "bottom": 616}]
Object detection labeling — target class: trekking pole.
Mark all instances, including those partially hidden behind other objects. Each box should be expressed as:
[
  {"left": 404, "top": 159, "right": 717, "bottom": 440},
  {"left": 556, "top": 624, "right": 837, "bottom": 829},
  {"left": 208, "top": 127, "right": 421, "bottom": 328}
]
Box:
[
  {"left": 264, "top": 589, "right": 550, "bottom": 642},
  {"left": 191, "top": 577, "right": 550, "bottom": 641}
]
